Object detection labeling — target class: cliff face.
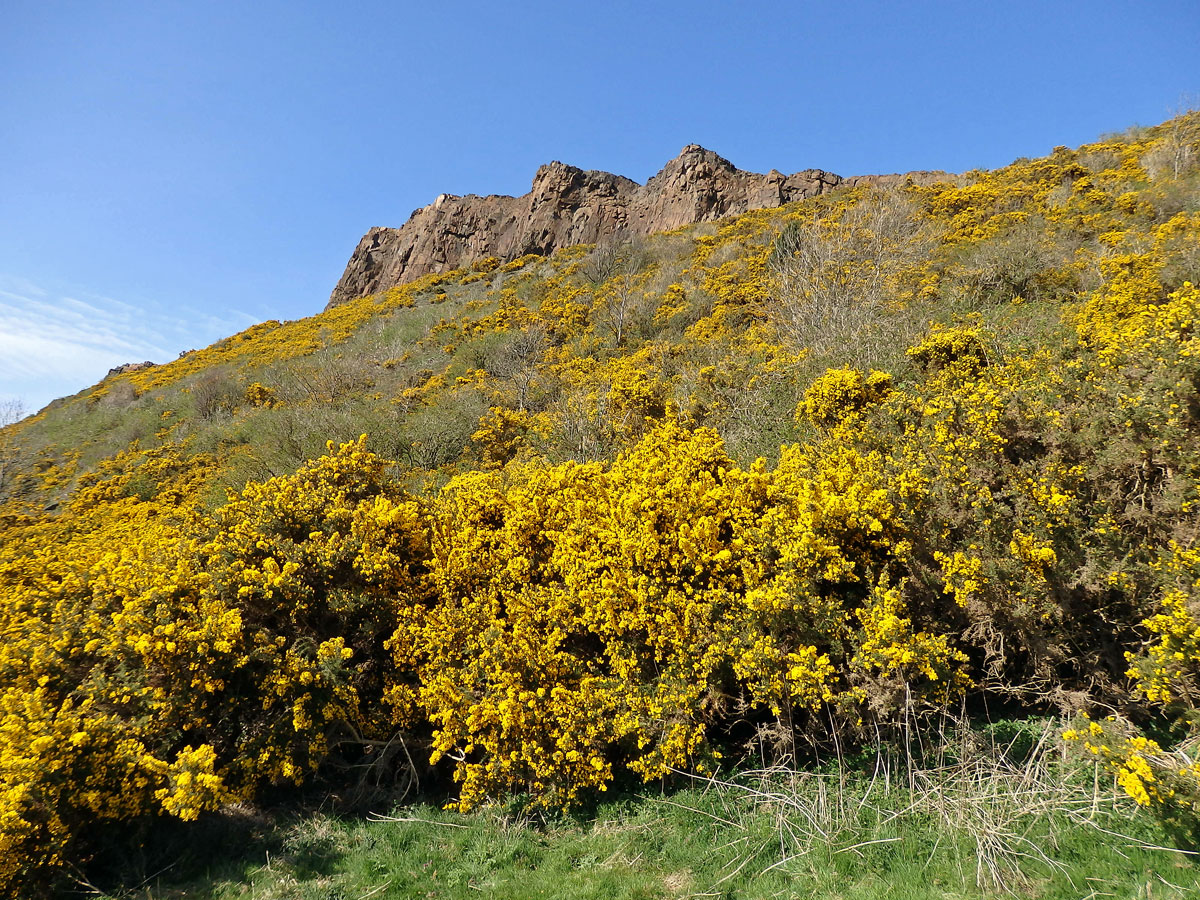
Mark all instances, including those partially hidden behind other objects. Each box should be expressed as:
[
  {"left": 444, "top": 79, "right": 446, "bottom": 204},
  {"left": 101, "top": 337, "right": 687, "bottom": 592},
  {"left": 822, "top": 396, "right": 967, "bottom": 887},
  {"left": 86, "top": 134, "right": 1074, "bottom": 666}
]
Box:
[{"left": 326, "top": 146, "right": 851, "bottom": 309}]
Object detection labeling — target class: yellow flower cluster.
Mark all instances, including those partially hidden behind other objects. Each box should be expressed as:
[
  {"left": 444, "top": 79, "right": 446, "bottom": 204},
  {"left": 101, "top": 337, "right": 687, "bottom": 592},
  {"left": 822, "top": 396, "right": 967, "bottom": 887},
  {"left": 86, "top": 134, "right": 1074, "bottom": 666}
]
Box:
[
  {"left": 0, "top": 437, "right": 430, "bottom": 893},
  {"left": 1126, "top": 545, "right": 1200, "bottom": 706},
  {"left": 243, "top": 381, "right": 278, "bottom": 407},
  {"left": 382, "top": 421, "right": 968, "bottom": 810},
  {"left": 798, "top": 367, "right": 893, "bottom": 429},
  {"left": 1066, "top": 717, "right": 1200, "bottom": 812},
  {"left": 853, "top": 581, "right": 969, "bottom": 692},
  {"left": 907, "top": 325, "right": 989, "bottom": 378}
]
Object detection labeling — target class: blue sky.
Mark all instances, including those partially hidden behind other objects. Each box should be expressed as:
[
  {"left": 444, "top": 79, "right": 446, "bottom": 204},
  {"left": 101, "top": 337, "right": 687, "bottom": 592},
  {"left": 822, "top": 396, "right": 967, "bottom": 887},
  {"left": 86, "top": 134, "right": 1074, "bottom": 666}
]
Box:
[{"left": 1, "top": 0, "right": 1197, "bottom": 413}]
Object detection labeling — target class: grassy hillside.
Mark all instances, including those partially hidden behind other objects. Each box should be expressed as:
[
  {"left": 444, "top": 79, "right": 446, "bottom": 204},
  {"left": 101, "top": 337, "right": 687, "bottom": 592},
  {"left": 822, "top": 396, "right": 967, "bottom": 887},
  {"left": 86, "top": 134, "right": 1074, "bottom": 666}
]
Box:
[{"left": 4, "top": 114, "right": 1200, "bottom": 897}]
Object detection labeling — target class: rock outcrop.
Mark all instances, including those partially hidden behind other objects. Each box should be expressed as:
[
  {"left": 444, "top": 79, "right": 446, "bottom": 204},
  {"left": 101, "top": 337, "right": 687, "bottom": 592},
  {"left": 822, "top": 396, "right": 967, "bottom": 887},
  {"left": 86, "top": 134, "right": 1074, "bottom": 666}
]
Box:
[
  {"left": 328, "top": 146, "right": 858, "bottom": 309},
  {"left": 106, "top": 361, "right": 155, "bottom": 377}
]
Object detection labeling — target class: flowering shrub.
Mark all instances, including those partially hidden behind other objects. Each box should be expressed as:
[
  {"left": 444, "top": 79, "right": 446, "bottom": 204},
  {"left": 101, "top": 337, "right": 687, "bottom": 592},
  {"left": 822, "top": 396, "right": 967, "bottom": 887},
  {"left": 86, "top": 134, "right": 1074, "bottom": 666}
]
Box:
[
  {"left": 244, "top": 381, "right": 278, "bottom": 407},
  {"left": 1065, "top": 716, "right": 1200, "bottom": 843},
  {"left": 798, "top": 367, "right": 893, "bottom": 429},
  {"left": 1132, "top": 588, "right": 1200, "bottom": 707},
  {"left": 0, "top": 438, "right": 430, "bottom": 894},
  {"left": 384, "top": 420, "right": 975, "bottom": 810},
  {"left": 907, "top": 326, "right": 989, "bottom": 377},
  {"left": 852, "top": 580, "right": 970, "bottom": 699},
  {"left": 391, "top": 423, "right": 773, "bottom": 808}
]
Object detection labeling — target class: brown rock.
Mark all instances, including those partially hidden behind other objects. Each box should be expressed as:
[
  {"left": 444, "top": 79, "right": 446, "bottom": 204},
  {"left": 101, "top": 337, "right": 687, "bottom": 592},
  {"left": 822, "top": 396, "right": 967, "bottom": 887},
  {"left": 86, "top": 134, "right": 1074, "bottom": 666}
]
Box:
[
  {"left": 326, "top": 147, "right": 907, "bottom": 309},
  {"left": 106, "top": 361, "right": 155, "bottom": 377}
]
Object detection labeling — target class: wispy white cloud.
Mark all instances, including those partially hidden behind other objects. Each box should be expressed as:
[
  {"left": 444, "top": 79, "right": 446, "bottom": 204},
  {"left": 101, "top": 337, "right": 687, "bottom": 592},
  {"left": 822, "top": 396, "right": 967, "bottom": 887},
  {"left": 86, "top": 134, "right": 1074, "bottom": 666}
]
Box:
[{"left": 0, "top": 276, "right": 261, "bottom": 413}]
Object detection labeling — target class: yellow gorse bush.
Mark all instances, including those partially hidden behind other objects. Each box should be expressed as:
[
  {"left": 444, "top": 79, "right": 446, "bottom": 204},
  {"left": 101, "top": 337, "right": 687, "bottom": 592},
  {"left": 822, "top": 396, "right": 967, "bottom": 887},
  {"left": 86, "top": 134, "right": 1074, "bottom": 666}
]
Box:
[
  {"left": 388, "top": 420, "right": 967, "bottom": 810},
  {"left": 798, "top": 367, "right": 894, "bottom": 429},
  {"left": 0, "top": 437, "right": 430, "bottom": 893},
  {"left": 2, "top": 415, "right": 985, "bottom": 890}
]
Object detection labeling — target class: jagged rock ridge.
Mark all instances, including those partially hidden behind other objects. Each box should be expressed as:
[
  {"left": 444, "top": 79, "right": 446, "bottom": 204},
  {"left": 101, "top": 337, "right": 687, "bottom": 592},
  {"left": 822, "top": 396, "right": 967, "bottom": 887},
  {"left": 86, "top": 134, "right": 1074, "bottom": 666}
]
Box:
[{"left": 328, "top": 146, "right": 859, "bottom": 309}]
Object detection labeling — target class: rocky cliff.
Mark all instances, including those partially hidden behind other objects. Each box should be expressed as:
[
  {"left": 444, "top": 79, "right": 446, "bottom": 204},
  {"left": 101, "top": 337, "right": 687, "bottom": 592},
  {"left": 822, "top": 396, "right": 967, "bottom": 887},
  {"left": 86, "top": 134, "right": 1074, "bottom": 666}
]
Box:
[{"left": 327, "top": 146, "right": 861, "bottom": 309}]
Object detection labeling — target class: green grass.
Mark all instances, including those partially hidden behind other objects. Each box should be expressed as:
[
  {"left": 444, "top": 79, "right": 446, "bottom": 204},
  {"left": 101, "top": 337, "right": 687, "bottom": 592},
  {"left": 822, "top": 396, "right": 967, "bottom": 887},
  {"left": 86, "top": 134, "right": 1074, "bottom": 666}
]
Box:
[{"left": 95, "top": 735, "right": 1200, "bottom": 900}]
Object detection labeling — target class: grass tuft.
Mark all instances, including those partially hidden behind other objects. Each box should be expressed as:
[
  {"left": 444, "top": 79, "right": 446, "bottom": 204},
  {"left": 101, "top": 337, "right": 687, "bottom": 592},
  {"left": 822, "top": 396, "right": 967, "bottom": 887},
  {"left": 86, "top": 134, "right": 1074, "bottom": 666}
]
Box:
[{"left": 100, "top": 722, "right": 1200, "bottom": 900}]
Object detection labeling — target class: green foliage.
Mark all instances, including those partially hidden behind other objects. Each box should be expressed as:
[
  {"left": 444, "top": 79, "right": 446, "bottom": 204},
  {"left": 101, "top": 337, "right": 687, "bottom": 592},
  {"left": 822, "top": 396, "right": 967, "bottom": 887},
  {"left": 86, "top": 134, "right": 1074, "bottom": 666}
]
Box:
[{"left": 95, "top": 732, "right": 1200, "bottom": 899}]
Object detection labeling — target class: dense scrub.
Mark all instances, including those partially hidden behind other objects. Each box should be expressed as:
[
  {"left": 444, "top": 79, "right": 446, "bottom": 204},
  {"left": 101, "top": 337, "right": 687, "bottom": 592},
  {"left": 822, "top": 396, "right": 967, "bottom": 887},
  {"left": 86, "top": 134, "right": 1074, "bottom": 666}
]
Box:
[{"left": 3, "top": 114, "right": 1200, "bottom": 895}]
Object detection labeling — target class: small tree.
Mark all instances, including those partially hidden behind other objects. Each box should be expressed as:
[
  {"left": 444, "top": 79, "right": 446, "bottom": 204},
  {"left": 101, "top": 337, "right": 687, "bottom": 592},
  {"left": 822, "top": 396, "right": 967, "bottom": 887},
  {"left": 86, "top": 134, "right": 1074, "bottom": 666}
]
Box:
[
  {"left": 582, "top": 231, "right": 637, "bottom": 285},
  {"left": 596, "top": 269, "right": 651, "bottom": 348},
  {"left": 584, "top": 234, "right": 654, "bottom": 348},
  {"left": 769, "top": 186, "right": 932, "bottom": 361},
  {"left": 0, "top": 398, "right": 25, "bottom": 426},
  {"left": 485, "top": 325, "right": 547, "bottom": 412},
  {"left": 1142, "top": 106, "right": 1200, "bottom": 180}
]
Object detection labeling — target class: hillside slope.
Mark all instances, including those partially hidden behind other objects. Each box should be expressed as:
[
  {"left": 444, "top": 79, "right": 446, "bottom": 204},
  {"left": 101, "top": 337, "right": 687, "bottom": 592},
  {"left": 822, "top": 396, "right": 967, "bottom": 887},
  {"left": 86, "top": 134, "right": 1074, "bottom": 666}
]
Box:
[{"left": 2, "top": 114, "right": 1200, "bottom": 896}]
